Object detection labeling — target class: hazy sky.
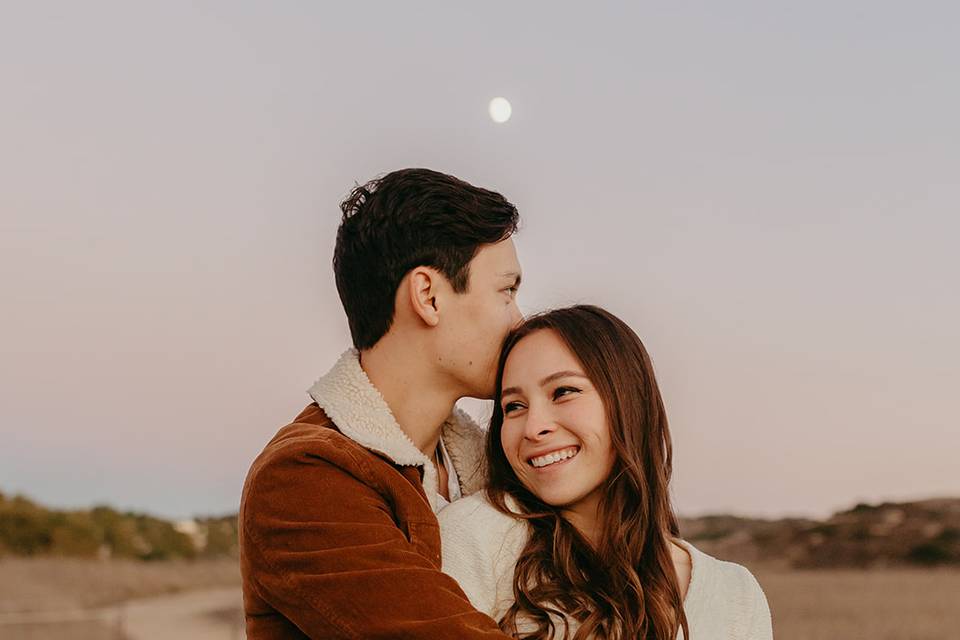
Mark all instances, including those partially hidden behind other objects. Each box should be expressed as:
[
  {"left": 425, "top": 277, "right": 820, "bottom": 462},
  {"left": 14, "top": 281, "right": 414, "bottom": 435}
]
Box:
[{"left": 2, "top": 2, "right": 957, "bottom": 520}]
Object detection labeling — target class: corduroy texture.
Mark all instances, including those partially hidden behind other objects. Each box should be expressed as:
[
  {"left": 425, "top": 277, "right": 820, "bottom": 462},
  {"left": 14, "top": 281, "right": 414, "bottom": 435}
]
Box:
[{"left": 239, "top": 351, "right": 505, "bottom": 639}]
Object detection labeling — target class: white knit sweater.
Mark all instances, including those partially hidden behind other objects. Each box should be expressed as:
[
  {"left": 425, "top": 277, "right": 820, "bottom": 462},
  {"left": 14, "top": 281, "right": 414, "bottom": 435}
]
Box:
[{"left": 439, "top": 493, "right": 773, "bottom": 639}]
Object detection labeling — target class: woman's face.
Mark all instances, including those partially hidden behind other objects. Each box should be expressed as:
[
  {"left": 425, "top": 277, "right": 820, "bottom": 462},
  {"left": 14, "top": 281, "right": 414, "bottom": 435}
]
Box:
[{"left": 499, "top": 329, "right": 617, "bottom": 520}]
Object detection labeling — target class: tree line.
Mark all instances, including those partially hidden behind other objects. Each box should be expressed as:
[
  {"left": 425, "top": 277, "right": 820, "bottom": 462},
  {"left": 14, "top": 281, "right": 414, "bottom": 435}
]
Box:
[{"left": 0, "top": 490, "right": 238, "bottom": 560}]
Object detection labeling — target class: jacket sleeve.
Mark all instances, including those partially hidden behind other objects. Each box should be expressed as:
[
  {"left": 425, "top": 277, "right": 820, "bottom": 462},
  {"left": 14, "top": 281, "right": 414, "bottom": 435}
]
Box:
[{"left": 241, "top": 449, "right": 509, "bottom": 640}]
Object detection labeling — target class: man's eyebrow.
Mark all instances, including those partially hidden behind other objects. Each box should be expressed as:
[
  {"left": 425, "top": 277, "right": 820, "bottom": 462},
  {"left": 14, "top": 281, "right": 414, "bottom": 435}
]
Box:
[
  {"left": 499, "top": 371, "right": 587, "bottom": 400},
  {"left": 499, "top": 271, "right": 522, "bottom": 286}
]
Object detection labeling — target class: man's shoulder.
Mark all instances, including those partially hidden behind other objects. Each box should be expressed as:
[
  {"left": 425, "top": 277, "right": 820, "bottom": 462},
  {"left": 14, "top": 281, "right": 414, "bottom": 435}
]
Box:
[
  {"left": 244, "top": 403, "right": 392, "bottom": 490},
  {"left": 239, "top": 404, "right": 425, "bottom": 536},
  {"left": 262, "top": 402, "right": 359, "bottom": 455}
]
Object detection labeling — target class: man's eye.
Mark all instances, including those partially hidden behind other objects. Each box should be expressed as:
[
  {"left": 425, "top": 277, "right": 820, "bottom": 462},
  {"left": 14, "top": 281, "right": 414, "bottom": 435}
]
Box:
[{"left": 552, "top": 386, "right": 581, "bottom": 400}]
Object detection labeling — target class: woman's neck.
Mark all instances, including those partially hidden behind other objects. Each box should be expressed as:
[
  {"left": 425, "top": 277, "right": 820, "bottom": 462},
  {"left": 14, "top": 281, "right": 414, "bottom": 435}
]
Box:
[
  {"left": 561, "top": 500, "right": 692, "bottom": 597},
  {"left": 560, "top": 492, "right": 603, "bottom": 547}
]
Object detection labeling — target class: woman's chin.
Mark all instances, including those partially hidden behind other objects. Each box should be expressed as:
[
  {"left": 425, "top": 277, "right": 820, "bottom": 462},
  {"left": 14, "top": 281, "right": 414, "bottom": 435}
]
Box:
[{"left": 530, "top": 488, "right": 577, "bottom": 508}]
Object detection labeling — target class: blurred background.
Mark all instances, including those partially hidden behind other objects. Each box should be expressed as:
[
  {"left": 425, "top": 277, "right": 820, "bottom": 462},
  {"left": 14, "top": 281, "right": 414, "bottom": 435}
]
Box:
[{"left": 1, "top": 2, "right": 958, "bottom": 638}]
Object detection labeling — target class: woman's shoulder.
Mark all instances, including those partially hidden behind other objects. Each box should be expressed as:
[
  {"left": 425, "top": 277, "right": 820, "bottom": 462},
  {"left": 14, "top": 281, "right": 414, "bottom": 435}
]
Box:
[
  {"left": 439, "top": 492, "right": 529, "bottom": 616},
  {"left": 685, "top": 541, "right": 762, "bottom": 589},
  {"left": 679, "top": 540, "right": 773, "bottom": 639},
  {"left": 680, "top": 540, "right": 763, "bottom": 598},
  {"left": 439, "top": 492, "right": 527, "bottom": 547}
]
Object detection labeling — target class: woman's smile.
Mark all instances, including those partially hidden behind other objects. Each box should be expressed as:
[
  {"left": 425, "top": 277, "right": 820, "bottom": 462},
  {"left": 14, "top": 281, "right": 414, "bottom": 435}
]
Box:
[{"left": 527, "top": 445, "right": 580, "bottom": 469}]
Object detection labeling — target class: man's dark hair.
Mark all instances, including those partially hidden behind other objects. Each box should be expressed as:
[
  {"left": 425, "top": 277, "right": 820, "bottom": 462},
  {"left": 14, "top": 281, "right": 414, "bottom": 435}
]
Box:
[{"left": 333, "top": 168, "right": 520, "bottom": 350}]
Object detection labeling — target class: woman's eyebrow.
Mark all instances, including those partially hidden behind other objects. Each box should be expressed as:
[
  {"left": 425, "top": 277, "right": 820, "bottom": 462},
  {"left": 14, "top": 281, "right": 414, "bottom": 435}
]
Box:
[
  {"left": 539, "top": 371, "right": 588, "bottom": 387},
  {"left": 500, "top": 385, "right": 522, "bottom": 398},
  {"left": 501, "top": 370, "right": 588, "bottom": 399}
]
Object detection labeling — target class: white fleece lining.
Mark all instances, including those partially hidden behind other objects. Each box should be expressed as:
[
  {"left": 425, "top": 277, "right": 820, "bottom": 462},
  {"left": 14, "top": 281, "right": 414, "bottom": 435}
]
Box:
[{"left": 307, "top": 349, "right": 486, "bottom": 513}]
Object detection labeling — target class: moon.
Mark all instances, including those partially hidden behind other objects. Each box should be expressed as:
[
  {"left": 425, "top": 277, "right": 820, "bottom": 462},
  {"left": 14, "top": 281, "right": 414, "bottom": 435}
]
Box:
[{"left": 488, "top": 97, "right": 512, "bottom": 123}]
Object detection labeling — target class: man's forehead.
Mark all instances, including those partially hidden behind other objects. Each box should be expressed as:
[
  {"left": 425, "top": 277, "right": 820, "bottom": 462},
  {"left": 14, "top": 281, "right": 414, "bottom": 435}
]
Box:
[{"left": 473, "top": 238, "right": 520, "bottom": 272}]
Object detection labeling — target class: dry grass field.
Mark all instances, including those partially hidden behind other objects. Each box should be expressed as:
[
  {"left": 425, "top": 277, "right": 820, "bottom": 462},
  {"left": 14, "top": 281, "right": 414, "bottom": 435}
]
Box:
[
  {"left": 756, "top": 567, "right": 960, "bottom": 640},
  {"left": 2, "top": 558, "right": 959, "bottom": 638}
]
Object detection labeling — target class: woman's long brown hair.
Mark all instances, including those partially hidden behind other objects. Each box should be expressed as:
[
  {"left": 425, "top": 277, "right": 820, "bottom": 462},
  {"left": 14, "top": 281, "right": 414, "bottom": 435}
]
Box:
[{"left": 486, "top": 305, "right": 690, "bottom": 640}]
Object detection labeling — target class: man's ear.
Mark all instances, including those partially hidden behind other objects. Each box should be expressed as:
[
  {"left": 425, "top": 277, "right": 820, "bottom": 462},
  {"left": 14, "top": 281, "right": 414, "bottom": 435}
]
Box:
[{"left": 407, "top": 266, "right": 442, "bottom": 327}]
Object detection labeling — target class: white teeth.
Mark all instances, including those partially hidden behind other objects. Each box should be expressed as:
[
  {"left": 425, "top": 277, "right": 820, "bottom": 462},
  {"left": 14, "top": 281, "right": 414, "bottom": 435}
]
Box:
[{"left": 529, "top": 447, "right": 579, "bottom": 468}]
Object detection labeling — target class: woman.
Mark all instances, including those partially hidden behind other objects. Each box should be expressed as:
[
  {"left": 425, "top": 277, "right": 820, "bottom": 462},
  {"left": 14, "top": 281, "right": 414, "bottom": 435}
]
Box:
[{"left": 439, "top": 305, "right": 772, "bottom": 639}]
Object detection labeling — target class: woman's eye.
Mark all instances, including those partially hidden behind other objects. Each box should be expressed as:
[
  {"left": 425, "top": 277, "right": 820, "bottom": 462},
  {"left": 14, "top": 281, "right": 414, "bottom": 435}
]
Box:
[
  {"left": 552, "top": 386, "right": 581, "bottom": 400},
  {"left": 502, "top": 401, "right": 525, "bottom": 415}
]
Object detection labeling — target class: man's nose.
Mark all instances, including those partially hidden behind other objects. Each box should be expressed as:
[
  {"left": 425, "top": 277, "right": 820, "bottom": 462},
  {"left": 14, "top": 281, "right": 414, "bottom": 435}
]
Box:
[{"left": 510, "top": 302, "right": 524, "bottom": 328}]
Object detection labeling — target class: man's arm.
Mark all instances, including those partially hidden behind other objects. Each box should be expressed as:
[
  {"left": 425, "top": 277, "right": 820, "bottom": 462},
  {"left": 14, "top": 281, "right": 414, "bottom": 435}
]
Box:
[{"left": 241, "top": 450, "right": 509, "bottom": 639}]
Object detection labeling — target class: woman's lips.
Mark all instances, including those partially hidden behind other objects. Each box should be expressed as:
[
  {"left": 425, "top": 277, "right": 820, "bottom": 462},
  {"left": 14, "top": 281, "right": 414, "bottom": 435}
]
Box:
[{"left": 527, "top": 446, "right": 581, "bottom": 469}]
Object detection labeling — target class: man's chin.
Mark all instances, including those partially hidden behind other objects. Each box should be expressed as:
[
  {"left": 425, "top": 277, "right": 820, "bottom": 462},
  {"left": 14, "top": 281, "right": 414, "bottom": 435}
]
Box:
[
  {"left": 453, "top": 368, "right": 498, "bottom": 401},
  {"left": 462, "top": 380, "right": 496, "bottom": 401},
  {"left": 461, "top": 391, "right": 495, "bottom": 402}
]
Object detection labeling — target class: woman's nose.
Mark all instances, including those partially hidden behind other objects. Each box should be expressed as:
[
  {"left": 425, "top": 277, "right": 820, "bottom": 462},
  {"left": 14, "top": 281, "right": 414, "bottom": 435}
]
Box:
[{"left": 523, "top": 406, "right": 556, "bottom": 440}]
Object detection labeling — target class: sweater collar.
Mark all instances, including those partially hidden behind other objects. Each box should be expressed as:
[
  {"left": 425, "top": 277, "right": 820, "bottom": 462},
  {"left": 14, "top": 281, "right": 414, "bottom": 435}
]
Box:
[{"left": 307, "top": 349, "right": 487, "bottom": 511}]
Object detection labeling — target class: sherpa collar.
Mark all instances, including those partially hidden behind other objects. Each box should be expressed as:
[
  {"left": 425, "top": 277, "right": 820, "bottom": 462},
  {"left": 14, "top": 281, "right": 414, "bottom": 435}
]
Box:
[{"left": 307, "top": 349, "right": 486, "bottom": 512}]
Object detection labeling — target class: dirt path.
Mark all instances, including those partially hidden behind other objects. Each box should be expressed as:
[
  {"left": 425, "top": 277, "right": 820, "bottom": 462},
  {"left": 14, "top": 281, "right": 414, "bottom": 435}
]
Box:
[
  {"left": 118, "top": 587, "right": 243, "bottom": 640},
  {"left": 0, "top": 587, "right": 243, "bottom": 640}
]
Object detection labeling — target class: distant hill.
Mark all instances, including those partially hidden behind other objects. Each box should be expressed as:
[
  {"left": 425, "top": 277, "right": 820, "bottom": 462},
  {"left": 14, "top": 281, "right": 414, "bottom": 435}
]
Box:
[
  {"left": 680, "top": 498, "right": 960, "bottom": 568},
  {"left": 0, "top": 490, "right": 237, "bottom": 561},
  {"left": 4, "top": 489, "right": 958, "bottom": 567}
]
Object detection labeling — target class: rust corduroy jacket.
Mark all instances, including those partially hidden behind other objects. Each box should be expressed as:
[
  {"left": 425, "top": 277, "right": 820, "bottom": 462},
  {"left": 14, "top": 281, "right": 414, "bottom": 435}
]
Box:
[{"left": 239, "top": 350, "right": 509, "bottom": 639}]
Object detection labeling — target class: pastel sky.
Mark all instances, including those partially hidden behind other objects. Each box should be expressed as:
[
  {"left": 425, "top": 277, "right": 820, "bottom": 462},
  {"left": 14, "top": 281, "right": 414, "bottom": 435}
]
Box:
[{"left": 2, "top": 2, "right": 957, "bottom": 519}]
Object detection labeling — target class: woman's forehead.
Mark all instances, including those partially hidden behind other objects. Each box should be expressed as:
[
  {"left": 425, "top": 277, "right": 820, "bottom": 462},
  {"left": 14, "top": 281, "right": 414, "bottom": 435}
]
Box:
[{"left": 504, "top": 330, "right": 582, "bottom": 381}]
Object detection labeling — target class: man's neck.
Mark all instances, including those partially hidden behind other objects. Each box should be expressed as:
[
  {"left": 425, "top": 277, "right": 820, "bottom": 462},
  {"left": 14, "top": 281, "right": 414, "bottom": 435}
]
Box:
[{"left": 359, "top": 341, "right": 459, "bottom": 457}]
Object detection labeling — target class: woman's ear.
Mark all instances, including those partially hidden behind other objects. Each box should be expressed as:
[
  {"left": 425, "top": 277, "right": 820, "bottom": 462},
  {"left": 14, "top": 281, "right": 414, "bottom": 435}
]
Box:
[{"left": 407, "top": 266, "right": 441, "bottom": 327}]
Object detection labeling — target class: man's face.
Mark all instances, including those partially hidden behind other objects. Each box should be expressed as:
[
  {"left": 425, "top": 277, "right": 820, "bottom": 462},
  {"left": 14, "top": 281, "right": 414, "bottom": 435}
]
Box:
[{"left": 438, "top": 238, "right": 522, "bottom": 399}]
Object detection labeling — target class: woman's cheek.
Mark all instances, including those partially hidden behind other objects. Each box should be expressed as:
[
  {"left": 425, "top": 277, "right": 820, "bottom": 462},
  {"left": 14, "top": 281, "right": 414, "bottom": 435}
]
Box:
[{"left": 501, "top": 424, "right": 521, "bottom": 465}]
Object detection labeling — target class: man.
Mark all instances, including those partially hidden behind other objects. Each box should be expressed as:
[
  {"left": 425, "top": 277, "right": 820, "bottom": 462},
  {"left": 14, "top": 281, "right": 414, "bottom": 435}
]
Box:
[{"left": 239, "top": 168, "right": 522, "bottom": 638}]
